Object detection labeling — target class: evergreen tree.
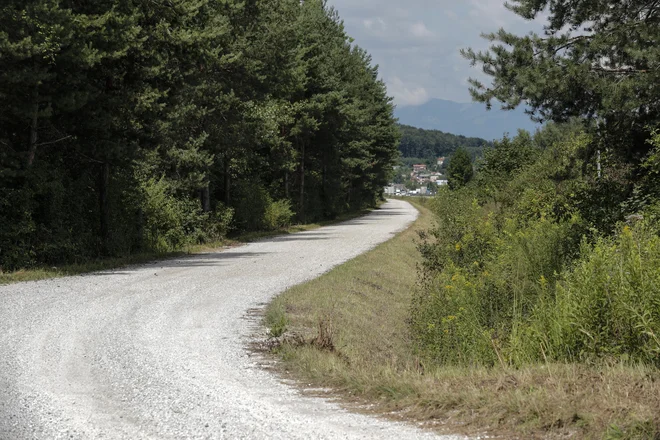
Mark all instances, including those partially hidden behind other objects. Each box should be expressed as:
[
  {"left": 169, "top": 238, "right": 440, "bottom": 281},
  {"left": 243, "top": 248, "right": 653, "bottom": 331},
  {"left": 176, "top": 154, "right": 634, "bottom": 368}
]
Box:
[
  {"left": 447, "top": 148, "right": 474, "bottom": 190},
  {"left": 0, "top": 0, "right": 400, "bottom": 270},
  {"left": 461, "top": 0, "right": 660, "bottom": 162}
]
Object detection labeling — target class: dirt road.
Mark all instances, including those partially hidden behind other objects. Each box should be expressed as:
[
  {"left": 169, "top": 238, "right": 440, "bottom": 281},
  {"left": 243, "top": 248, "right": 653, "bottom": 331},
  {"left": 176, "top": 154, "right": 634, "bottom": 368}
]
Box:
[{"left": 0, "top": 199, "right": 458, "bottom": 439}]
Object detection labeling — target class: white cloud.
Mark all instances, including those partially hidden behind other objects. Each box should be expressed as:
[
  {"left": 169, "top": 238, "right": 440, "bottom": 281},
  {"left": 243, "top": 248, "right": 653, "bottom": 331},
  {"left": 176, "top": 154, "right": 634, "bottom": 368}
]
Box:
[
  {"left": 467, "top": 0, "right": 524, "bottom": 28},
  {"left": 410, "top": 21, "right": 434, "bottom": 38},
  {"left": 363, "top": 17, "right": 386, "bottom": 33},
  {"left": 328, "top": 0, "right": 546, "bottom": 105},
  {"left": 387, "top": 76, "right": 430, "bottom": 107}
]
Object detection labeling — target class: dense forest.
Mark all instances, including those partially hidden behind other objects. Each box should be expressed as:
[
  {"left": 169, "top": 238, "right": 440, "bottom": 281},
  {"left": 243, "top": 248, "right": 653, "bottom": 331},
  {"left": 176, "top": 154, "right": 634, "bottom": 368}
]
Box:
[
  {"left": 0, "top": 0, "right": 399, "bottom": 271},
  {"left": 416, "top": 0, "right": 660, "bottom": 371},
  {"left": 397, "top": 124, "right": 489, "bottom": 160}
]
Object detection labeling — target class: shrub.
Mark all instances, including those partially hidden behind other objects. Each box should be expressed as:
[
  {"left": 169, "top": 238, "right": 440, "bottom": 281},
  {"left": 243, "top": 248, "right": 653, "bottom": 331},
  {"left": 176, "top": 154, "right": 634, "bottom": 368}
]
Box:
[
  {"left": 231, "top": 181, "right": 271, "bottom": 231},
  {"left": 264, "top": 199, "right": 294, "bottom": 231},
  {"left": 412, "top": 128, "right": 594, "bottom": 367},
  {"left": 139, "top": 176, "right": 210, "bottom": 252},
  {"left": 412, "top": 211, "right": 581, "bottom": 366},
  {"left": 204, "top": 203, "right": 234, "bottom": 241},
  {"left": 527, "top": 221, "right": 660, "bottom": 366}
]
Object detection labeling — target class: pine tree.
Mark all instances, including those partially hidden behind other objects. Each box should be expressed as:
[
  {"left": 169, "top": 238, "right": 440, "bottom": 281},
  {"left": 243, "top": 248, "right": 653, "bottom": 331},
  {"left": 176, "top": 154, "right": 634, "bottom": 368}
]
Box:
[
  {"left": 461, "top": 0, "right": 660, "bottom": 162},
  {"left": 447, "top": 148, "right": 474, "bottom": 190}
]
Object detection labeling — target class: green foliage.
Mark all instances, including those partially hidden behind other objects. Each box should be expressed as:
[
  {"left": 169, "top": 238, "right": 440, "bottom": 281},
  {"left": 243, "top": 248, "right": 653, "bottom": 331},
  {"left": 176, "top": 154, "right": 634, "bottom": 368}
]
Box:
[
  {"left": 265, "top": 304, "right": 289, "bottom": 338},
  {"left": 397, "top": 124, "right": 489, "bottom": 160},
  {"left": 446, "top": 148, "right": 474, "bottom": 189},
  {"left": 525, "top": 222, "right": 660, "bottom": 366},
  {"left": 0, "top": 0, "right": 399, "bottom": 270},
  {"left": 139, "top": 176, "right": 203, "bottom": 252},
  {"left": 411, "top": 123, "right": 660, "bottom": 367},
  {"left": 231, "top": 181, "right": 273, "bottom": 232},
  {"left": 264, "top": 200, "right": 294, "bottom": 231},
  {"left": 462, "top": 0, "right": 660, "bottom": 162},
  {"left": 413, "top": 186, "right": 584, "bottom": 366},
  {"left": 478, "top": 130, "right": 539, "bottom": 178}
]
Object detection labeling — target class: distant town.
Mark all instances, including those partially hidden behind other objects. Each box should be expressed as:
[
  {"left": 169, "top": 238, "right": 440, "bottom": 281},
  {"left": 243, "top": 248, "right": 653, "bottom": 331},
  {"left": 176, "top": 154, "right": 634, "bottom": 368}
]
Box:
[{"left": 385, "top": 157, "right": 448, "bottom": 196}]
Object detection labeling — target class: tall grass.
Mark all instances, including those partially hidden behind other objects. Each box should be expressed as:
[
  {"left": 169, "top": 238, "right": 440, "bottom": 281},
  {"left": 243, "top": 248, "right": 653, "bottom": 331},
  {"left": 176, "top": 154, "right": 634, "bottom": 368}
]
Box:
[
  {"left": 524, "top": 223, "right": 660, "bottom": 365},
  {"left": 412, "top": 130, "right": 660, "bottom": 368}
]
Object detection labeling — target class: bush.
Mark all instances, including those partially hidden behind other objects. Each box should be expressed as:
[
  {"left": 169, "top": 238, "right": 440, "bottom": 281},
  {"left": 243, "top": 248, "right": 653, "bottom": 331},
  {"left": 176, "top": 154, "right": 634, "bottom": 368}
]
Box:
[
  {"left": 231, "top": 181, "right": 272, "bottom": 232},
  {"left": 412, "top": 208, "right": 581, "bottom": 366},
  {"left": 264, "top": 199, "right": 294, "bottom": 231},
  {"left": 413, "top": 125, "right": 660, "bottom": 368},
  {"left": 412, "top": 127, "right": 594, "bottom": 367},
  {"left": 204, "top": 203, "right": 234, "bottom": 241},
  {"left": 138, "top": 176, "right": 232, "bottom": 252},
  {"left": 526, "top": 221, "right": 660, "bottom": 366}
]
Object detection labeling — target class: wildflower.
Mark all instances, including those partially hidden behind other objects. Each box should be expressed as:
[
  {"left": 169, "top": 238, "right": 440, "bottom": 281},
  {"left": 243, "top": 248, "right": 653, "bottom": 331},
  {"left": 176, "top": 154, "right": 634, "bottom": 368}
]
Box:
[{"left": 455, "top": 243, "right": 462, "bottom": 251}]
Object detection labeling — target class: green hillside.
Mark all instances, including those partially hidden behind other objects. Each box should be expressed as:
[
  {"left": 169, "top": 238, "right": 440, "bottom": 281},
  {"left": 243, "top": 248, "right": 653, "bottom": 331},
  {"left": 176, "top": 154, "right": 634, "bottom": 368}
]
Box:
[{"left": 397, "top": 124, "right": 490, "bottom": 160}]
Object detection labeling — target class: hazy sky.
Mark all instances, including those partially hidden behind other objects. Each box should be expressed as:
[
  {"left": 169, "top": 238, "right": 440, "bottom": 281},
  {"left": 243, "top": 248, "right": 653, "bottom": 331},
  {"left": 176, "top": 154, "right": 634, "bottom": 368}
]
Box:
[{"left": 326, "top": 0, "right": 545, "bottom": 107}]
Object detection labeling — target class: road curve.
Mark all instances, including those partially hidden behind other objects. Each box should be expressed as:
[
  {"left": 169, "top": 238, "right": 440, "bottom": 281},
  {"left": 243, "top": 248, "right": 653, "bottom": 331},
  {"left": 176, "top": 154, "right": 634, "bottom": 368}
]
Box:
[{"left": 0, "top": 199, "right": 458, "bottom": 440}]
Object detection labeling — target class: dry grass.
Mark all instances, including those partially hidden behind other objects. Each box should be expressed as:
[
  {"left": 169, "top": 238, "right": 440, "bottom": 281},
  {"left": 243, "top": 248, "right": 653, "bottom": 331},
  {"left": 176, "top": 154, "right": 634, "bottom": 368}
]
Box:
[
  {"left": 0, "top": 251, "right": 185, "bottom": 285},
  {"left": 265, "top": 199, "right": 660, "bottom": 439}
]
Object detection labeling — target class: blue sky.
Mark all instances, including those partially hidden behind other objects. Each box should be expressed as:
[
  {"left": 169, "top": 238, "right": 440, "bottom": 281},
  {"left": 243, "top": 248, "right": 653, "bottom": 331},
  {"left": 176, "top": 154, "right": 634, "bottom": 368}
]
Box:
[{"left": 326, "top": 0, "right": 545, "bottom": 107}]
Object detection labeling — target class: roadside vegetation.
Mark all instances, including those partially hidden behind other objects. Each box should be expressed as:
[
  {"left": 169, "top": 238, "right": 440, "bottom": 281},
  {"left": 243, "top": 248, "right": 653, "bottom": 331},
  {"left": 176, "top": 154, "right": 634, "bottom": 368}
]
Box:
[
  {"left": 0, "top": 206, "right": 374, "bottom": 285},
  {"left": 267, "top": 0, "right": 660, "bottom": 437},
  {"left": 266, "top": 196, "right": 660, "bottom": 438}
]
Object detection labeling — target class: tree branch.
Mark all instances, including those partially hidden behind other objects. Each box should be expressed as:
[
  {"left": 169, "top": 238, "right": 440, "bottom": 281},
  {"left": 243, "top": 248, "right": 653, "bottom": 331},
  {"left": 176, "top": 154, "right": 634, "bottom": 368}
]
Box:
[
  {"left": 590, "top": 67, "right": 651, "bottom": 74},
  {"left": 35, "top": 135, "right": 72, "bottom": 147}
]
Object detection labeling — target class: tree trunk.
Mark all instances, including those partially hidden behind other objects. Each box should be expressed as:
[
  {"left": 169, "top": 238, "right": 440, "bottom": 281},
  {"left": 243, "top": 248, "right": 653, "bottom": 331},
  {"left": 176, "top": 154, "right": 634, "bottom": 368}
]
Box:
[
  {"left": 224, "top": 159, "right": 231, "bottom": 204},
  {"left": 136, "top": 208, "right": 144, "bottom": 251},
  {"left": 201, "top": 184, "right": 211, "bottom": 212},
  {"left": 26, "top": 97, "right": 38, "bottom": 168},
  {"left": 284, "top": 172, "right": 289, "bottom": 199},
  {"left": 99, "top": 162, "right": 111, "bottom": 255},
  {"left": 299, "top": 142, "right": 305, "bottom": 223},
  {"left": 322, "top": 151, "right": 327, "bottom": 211}
]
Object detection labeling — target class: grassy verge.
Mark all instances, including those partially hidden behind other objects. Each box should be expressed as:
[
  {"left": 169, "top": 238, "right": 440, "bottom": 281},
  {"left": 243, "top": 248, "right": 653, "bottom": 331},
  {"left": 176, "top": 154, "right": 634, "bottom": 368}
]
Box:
[
  {"left": 0, "top": 207, "right": 374, "bottom": 286},
  {"left": 264, "top": 199, "right": 660, "bottom": 439}
]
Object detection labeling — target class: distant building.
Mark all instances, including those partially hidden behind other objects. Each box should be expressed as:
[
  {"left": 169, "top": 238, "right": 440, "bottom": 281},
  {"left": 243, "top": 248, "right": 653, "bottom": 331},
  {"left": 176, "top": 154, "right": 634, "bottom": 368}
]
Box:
[
  {"left": 437, "top": 157, "right": 446, "bottom": 166},
  {"left": 385, "top": 184, "right": 407, "bottom": 195},
  {"left": 436, "top": 179, "right": 449, "bottom": 186},
  {"left": 413, "top": 164, "right": 427, "bottom": 173}
]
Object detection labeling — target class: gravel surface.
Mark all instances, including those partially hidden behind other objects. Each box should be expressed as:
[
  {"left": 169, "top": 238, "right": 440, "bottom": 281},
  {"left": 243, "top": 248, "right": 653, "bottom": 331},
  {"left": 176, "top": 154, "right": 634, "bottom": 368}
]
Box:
[{"left": 0, "top": 199, "right": 460, "bottom": 440}]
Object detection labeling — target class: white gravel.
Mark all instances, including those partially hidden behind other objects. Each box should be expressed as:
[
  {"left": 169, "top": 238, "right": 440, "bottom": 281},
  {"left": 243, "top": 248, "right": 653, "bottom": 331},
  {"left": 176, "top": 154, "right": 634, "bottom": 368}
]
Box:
[{"left": 0, "top": 199, "right": 461, "bottom": 440}]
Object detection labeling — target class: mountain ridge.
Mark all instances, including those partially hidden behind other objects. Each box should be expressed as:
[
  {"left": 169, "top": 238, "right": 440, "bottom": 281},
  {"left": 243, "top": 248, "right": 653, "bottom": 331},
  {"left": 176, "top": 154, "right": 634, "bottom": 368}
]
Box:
[{"left": 394, "top": 98, "right": 541, "bottom": 140}]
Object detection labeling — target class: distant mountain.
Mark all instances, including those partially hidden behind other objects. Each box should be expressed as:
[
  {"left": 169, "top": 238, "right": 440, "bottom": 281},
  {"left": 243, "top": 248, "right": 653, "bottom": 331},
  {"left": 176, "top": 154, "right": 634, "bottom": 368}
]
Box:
[{"left": 394, "top": 99, "right": 541, "bottom": 140}]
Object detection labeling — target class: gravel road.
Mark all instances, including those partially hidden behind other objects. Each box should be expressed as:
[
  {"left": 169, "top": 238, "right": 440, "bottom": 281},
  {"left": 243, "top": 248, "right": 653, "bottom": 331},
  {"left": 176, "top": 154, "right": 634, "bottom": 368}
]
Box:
[{"left": 0, "top": 199, "right": 459, "bottom": 440}]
